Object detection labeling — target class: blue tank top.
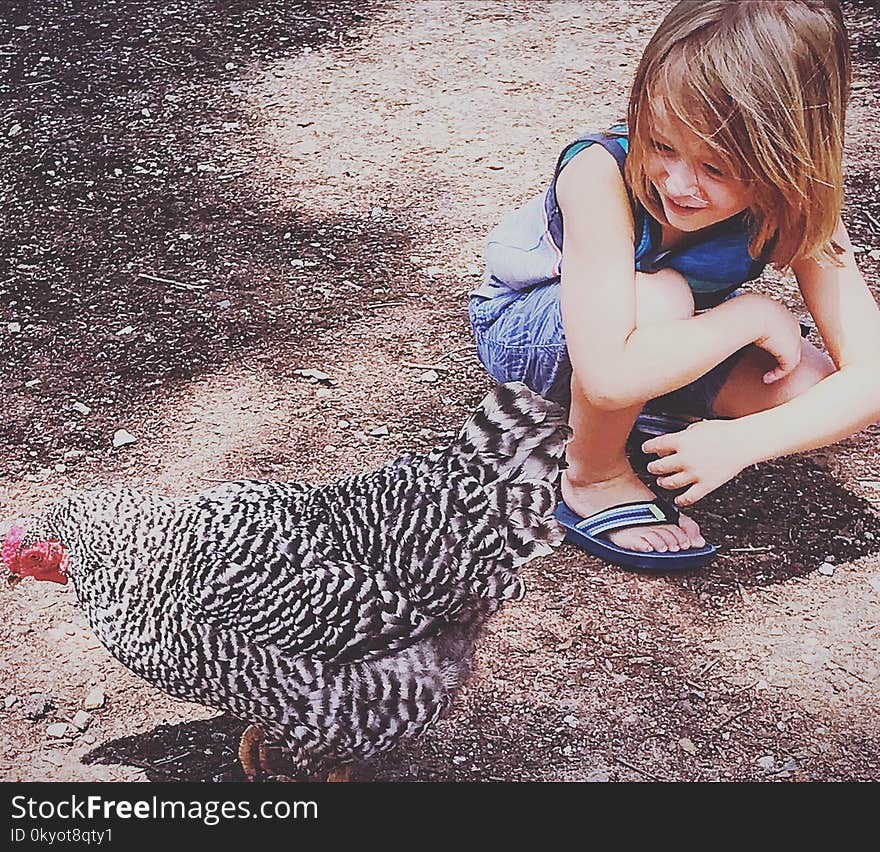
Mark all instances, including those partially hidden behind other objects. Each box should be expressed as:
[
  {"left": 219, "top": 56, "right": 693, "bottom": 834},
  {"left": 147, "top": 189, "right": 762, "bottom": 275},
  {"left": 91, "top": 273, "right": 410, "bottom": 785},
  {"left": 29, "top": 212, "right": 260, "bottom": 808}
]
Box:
[
  {"left": 546, "top": 128, "right": 767, "bottom": 308},
  {"left": 478, "top": 128, "right": 768, "bottom": 310}
]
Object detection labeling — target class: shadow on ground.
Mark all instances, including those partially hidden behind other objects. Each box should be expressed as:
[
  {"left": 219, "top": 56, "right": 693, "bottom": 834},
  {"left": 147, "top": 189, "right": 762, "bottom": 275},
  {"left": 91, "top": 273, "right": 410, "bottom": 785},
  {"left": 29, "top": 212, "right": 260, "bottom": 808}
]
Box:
[{"left": 0, "top": 0, "right": 407, "bottom": 474}]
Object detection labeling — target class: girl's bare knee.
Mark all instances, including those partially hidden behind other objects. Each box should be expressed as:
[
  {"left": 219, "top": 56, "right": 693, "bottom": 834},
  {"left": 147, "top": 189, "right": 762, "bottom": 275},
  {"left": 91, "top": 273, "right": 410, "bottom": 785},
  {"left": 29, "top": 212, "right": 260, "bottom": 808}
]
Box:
[{"left": 635, "top": 268, "right": 695, "bottom": 326}]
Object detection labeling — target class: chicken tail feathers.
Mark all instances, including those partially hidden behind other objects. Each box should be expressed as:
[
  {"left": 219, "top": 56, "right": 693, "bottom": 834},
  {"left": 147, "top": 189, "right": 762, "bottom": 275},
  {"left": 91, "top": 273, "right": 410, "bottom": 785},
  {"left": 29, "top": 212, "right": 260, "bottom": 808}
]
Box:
[
  {"left": 448, "top": 382, "right": 572, "bottom": 582},
  {"left": 451, "top": 382, "right": 571, "bottom": 488}
]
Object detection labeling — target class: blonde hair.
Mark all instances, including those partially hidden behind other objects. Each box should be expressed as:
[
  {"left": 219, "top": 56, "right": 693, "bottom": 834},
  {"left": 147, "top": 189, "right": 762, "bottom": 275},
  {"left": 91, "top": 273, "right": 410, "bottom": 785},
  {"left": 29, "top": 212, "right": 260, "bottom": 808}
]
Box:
[{"left": 625, "top": 0, "right": 851, "bottom": 266}]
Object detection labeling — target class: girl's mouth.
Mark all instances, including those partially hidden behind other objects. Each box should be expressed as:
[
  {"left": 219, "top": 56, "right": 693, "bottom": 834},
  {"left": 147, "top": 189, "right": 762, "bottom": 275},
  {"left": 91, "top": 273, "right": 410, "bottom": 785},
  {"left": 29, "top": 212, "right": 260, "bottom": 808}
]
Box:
[{"left": 662, "top": 192, "right": 708, "bottom": 217}]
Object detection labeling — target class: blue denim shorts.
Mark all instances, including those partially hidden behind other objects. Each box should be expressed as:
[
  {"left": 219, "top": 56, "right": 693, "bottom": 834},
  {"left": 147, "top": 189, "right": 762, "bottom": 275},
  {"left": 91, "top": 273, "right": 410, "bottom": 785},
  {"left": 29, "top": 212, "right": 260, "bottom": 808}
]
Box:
[{"left": 468, "top": 280, "right": 742, "bottom": 418}]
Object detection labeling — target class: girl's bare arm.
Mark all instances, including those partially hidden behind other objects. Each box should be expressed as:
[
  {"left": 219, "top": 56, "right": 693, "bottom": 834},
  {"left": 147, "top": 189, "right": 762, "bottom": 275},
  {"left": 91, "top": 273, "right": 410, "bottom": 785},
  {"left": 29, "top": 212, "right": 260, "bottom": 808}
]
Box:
[
  {"left": 724, "top": 221, "right": 880, "bottom": 462},
  {"left": 557, "top": 145, "right": 800, "bottom": 409}
]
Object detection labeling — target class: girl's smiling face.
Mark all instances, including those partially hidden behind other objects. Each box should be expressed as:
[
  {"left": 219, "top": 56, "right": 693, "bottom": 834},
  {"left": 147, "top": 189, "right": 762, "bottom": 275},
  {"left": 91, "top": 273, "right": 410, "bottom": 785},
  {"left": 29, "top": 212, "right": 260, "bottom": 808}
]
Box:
[{"left": 644, "top": 107, "right": 755, "bottom": 233}]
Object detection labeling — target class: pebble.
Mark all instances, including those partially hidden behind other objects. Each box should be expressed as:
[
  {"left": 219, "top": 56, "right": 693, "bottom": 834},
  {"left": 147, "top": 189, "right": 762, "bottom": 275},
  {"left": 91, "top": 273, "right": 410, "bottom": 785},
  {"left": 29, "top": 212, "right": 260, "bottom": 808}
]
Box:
[
  {"left": 418, "top": 370, "right": 439, "bottom": 383},
  {"left": 425, "top": 266, "right": 443, "bottom": 277},
  {"left": 23, "top": 694, "right": 54, "bottom": 721},
  {"left": 452, "top": 755, "right": 467, "bottom": 765},
  {"left": 818, "top": 562, "right": 835, "bottom": 576},
  {"left": 54, "top": 463, "right": 67, "bottom": 473},
  {"left": 9, "top": 123, "right": 22, "bottom": 137},
  {"left": 679, "top": 737, "right": 697, "bottom": 754},
  {"left": 112, "top": 429, "right": 137, "bottom": 448},
  {"left": 7, "top": 322, "right": 21, "bottom": 333},
  {"left": 757, "top": 754, "right": 776, "bottom": 771},
  {"left": 71, "top": 710, "right": 91, "bottom": 731},
  {"left": 71, "top": 402, "right": 91, "bottom": 415},
  {"left": 216, "top": 299, "right": 231, "bottom": 309},
  {"left": 4, "top": 695, "right": 18, "bottom": 709},
  {"left": 295, "top": 367, "right": 333, "bottom": 383},
  {"left": 83, "top": 686, "right": 105, "bottom": 710},
  {"left": 315, "top": 388, "right": 333, "bottom": 399},
  {"left": 43, "top": 751, "right": 65, "bottom": 767},
  {"left": 368, "top": 426, "right": 390, "bottom": 438},
  {"left": 224, "top": 61, "right": 237, "bottom": 70},
  {"left": 81, "top": 733, "right": 97, "bottom": 745},
  {"left": 64, "top": 449, "right": 86, "bottom": 460},
  {"left": 47, "top": 722, "right": 70, "bottom": 737},
  {"left": 24, "top": 378, "right": 41, "bottom": 388},
  {"left": 115, "top": 325, "right": 134, "bottom": 336},
  {"left": 563, "top": 714, "right": 578, "bottom": 728},
  {"left": 371, "top": 206, "right": 383, "bottom": 219}
]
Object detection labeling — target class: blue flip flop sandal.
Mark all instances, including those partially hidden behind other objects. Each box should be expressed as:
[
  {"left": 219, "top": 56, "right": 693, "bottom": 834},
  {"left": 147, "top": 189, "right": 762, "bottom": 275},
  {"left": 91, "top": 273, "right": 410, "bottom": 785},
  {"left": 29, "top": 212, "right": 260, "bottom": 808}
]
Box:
[{"left": 555, "top": 498, "right": 717, "bottom": 571}]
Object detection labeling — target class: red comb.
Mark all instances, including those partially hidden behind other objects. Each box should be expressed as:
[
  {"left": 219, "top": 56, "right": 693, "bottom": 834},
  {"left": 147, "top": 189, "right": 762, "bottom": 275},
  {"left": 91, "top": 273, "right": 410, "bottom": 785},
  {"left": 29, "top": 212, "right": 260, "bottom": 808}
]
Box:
[{"left": 2, "top": 524, "right": 26, "bottom": 572}]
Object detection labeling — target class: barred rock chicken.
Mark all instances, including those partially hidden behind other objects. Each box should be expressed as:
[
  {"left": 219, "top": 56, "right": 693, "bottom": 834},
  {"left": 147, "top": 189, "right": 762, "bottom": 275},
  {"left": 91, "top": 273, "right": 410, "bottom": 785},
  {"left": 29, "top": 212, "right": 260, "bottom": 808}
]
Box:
[{"left": 3, "top": 382, "right": 570, "bottom": 781}]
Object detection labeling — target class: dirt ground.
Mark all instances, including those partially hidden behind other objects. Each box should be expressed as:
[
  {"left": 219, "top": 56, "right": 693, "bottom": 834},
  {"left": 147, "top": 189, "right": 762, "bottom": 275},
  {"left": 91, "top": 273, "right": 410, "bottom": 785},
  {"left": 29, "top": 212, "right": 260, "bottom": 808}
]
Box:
[{"left": 1, "top": 0, "right": 879, "bottom": 783}]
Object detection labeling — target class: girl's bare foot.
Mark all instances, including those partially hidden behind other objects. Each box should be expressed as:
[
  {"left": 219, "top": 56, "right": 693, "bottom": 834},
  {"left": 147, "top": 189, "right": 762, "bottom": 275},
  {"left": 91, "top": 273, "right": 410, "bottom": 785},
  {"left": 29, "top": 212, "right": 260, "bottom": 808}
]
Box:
[{"left": 560, "top": 467, "right": 706, "bottom": 553}]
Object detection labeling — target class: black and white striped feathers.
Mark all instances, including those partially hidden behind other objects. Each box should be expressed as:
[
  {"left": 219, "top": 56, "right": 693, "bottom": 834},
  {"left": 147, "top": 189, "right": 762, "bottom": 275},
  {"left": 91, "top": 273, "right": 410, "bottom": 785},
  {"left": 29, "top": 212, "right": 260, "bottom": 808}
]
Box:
[{"left": 34, "top": 382, "right": 571, "bottom": 777}]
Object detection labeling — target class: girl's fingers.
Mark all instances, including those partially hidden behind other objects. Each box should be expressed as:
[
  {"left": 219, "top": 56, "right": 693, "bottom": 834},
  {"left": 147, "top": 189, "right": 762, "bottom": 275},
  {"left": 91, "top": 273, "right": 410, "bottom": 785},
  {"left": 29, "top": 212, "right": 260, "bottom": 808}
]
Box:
[
  {"left": 646, "top": 455, "right": 682, "bottom": 475},
  {"left": 675, "top": 483, "right": 705, "bottom": 507},
  {"left": 656, "top": 471, "right": 694, "bottom": 490},
  {"left": 640, "top": 436, "right": 677, "bottom": 456}
]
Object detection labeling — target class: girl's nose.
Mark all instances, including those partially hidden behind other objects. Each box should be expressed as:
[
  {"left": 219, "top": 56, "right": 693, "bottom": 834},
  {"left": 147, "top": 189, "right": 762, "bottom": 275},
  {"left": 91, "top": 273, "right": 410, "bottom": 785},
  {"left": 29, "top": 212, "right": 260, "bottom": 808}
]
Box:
[{"left": 664, "top": 159, "right": 700, "bottom": 199}]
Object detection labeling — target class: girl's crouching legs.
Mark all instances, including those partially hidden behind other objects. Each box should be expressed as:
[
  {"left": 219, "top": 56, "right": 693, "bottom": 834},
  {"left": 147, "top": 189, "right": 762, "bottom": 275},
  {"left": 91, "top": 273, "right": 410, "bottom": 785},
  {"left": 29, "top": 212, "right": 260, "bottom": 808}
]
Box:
[{"left": 561, "top": 268, "right": 706, "bottom": 554}]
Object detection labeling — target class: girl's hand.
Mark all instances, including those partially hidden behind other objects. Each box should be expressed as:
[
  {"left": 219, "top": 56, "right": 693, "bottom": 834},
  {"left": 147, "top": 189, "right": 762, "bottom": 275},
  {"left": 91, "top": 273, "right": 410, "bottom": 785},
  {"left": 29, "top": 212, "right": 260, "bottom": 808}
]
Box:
[
  {"left": 751, "top": 297, "right": 803, "bottom": 384},
  {"left": 642, "top": 419, "right": 751, "bottom": 506}
]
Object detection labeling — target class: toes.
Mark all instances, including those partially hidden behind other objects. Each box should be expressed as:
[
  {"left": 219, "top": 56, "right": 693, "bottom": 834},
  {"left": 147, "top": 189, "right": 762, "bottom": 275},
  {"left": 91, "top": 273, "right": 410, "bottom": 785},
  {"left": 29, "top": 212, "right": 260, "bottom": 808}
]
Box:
[
  {"left": 652, "top": 526, "right": 682, "bottom": 552},
  {"left": 677, "top": 513, "right": 706, "bottom": 548},
  {"left": 639, "top": 530, "right": 670, "bottom": 552}
]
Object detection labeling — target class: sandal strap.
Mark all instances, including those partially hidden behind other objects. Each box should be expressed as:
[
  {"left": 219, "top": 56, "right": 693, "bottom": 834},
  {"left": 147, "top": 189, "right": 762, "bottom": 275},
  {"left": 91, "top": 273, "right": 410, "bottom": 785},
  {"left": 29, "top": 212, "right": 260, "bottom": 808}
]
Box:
[{"left": 573, "top": 499, "right": 680, "bottom": 537}]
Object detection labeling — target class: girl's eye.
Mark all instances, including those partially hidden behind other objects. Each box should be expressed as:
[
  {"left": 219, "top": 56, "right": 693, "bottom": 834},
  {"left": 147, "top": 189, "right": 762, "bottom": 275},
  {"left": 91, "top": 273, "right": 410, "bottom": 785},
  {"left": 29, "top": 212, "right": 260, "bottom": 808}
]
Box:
[
  {"left": 703, "top": 163, "right": 724, "bottom": 177},
  {"left": 653, "top": 141, "right": 673, "bottom": 153}
]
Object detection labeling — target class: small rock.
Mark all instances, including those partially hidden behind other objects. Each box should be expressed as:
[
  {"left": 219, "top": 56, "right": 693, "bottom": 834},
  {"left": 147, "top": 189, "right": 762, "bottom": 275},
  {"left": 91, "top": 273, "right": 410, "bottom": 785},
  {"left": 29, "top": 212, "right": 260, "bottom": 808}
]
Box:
[
  {"left": 315, "top": 387, "right": 333, "bottom": 399},
  {"left": 112, "top": 429, "right": 137, "bottom": 448},
  {"left": 409, "top": 255, "right": 423, "bottom": 265},
  {"left": 679, "top": 737, "right": 697, "bottom": 754},
  {"left": 418, "top": 370, "right": 439, "bottom": 383},
  {"left": 869, "top": 248, "right": 880, "bottom": 261},
  {"left": 757, "top": 754, "right": 776, "bottom": 771},
  {"left": 4, "top": 695, "right": 18, "bottom": 710},
  {"left": 63, "top": 449, "right": 86, "bottom": 460},
  {"left": 81, "top": 733, "right": 97, "bottom": 745},
  {"left": 23, "top": 694, "right": 54, "bottom": 721},
  {"left": 24, "top": 378, "right": 41, "bottom": 388},
  {"left": 115, "top": 325, "right": 134, "bottom": 336},
  {"left": 818, "top": 562, "right": 835, "bottom": 576},
  {"left": 294, "top": 367, "right": 333, "bottom": 384},
  {"left": 337, "top": 419, "right": 350, "bottom": 429},
  {"left": 47, "top": 722, "right": 70, "bottom": 738},
  {"left": 224, "top": 62, "right": 237, "bottom": 70},
  {"left": 562, "top": 714, "right": 578, "bottom": 728},
  {"left": 43, "top": 751, "right": 65, "bottom": 767},
  {"left": 9, "top": 123, "right": 23, "bottom": 137},
  {"left": 452, "top": 755, "right": 467, "bottom": 765},
  {"left": 71, "top": 710, "right": 91, "bottom": 731},
  {"left": 71, "top": 402, "right": 91, "bottom": 416},
  {"left": 7, "top": 322, "right": 21, "bottom": 333},
  {"left": 83, "top": 686, "right": 105, "bottom": 710},
  {"left": 370, "top": 206, "right": 383, "bottom": 219},
  {"left": 54, "top": 463, "right": 67, "bottom": 474},
  {"left": 216, "top": 299, "right": 231, "bottom": 309},
  {"left": 465, "top": 263, "right": 481, "bottom": 276},
  {"left": 425, "top": 265, "right": 443, "bottom": 278},
  {"left": 368, "top": 426, "right": 390, "bottom": 438}
]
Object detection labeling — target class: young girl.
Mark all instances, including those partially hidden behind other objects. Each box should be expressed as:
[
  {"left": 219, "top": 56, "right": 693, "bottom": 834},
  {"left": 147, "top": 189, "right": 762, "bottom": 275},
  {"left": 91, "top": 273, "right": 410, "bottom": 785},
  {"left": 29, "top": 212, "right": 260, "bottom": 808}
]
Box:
[{"left": 469, "top": 0, "right": 880, "bottom": 570}]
